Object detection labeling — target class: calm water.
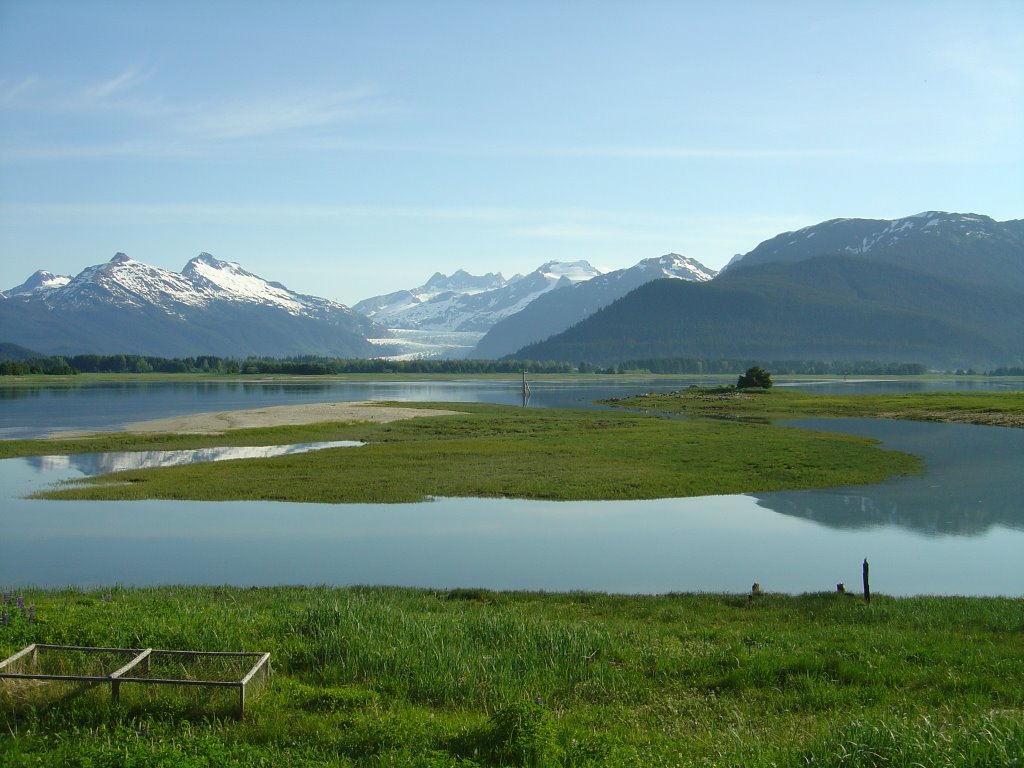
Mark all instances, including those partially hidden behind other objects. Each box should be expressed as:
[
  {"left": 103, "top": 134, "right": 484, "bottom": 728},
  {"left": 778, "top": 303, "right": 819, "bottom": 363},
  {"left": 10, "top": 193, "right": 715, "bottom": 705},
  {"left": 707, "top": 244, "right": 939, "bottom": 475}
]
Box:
[
  {"left": 1, "top": 376, "right": 1015, "bottom": 439},
  {"left": 1, "top": 379, "right": 1022, "bottom": 595}
]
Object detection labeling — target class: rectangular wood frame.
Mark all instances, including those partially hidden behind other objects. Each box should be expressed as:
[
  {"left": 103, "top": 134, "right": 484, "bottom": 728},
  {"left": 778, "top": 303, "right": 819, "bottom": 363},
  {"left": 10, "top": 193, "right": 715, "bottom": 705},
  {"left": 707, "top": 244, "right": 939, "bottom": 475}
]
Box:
[{"left": 0, "top": 644, "right": 271, "bottom": 717}]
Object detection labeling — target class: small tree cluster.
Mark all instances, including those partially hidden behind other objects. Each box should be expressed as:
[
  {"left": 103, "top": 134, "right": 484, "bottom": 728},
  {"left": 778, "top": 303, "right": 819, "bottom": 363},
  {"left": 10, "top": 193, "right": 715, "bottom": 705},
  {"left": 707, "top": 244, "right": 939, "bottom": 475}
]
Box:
[{"left": 737, "top": 366, "right": 772, "bottom": 389}]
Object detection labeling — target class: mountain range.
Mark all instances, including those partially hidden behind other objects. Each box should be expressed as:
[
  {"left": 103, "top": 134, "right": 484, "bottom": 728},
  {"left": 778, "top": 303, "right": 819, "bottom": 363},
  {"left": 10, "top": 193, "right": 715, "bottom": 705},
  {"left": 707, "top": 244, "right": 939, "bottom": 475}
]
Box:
[
  {"left": 473, "top": 254, "right": 716, "bottom": 359},
  {"left": 2, "top": 211, "right": 1021, "bottom": 368},
  {"left": 514, "top": 212, "right": 1024, "bottom": 369},
  {"left": 0, "top": 253, "right": 381, "bottom": 358},
  {"left": 354, "top": 261, "right": 605, "bottom": 333}
]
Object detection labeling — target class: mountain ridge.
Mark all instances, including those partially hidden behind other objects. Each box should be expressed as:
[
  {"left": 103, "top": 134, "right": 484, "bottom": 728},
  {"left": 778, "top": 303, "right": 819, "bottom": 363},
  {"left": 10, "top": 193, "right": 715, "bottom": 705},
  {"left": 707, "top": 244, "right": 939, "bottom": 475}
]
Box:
[
  {"left": 473, "top": 254, "right": 716, "bottom": 359},
  {"left": 353, "top": 260, "right": 606, "bottom": 334},
  {"left": 510, "top": 212, "right": 1024, "bottom": 369},
  {"left": 1, "top": 252, "right": 382, "bottom": 358}
]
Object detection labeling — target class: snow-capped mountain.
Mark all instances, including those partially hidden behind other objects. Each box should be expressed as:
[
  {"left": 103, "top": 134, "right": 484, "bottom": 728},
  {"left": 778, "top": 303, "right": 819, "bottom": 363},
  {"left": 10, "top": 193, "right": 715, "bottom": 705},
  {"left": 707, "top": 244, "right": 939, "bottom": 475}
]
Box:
[
  {"left": 353, "top": 269, "right": 508, "bottom": 323},
  {"left": 473, "top": 254, "right": 717, "bottom": 359},
  {"left": 3, "top": 270, "right": 72, "bottom": 298},
  {"left": 514, "top": 212, "right": 1024, "bottom": 369},
  {"left": 1, "top": 253, "right": 383, "bottom": 358},
  {"left": 725, "top": 212, "right": 1024, "bottom": 291},
  {"left": 354, "top": 260, "right": 605, "bottom": 333}
]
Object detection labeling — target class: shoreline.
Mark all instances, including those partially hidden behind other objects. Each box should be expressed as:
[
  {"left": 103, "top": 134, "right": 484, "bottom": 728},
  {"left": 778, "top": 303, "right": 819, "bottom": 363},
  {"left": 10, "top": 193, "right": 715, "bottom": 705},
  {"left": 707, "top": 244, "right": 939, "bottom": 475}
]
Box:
[{"left": 49, "top": 401, "right": 464, "bottom": 437}]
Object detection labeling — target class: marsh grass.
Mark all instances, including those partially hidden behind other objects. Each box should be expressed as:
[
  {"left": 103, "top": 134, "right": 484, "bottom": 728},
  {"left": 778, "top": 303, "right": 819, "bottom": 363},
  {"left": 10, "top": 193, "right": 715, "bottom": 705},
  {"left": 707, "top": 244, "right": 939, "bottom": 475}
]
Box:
[
  {"left": 2, "top": 586, "right": 1022, "bottom": 766},
  {"left": 10, "top": 404, "right": 920, "bottom": 503},
  {"left": 614, "top": 388, "right": 1024, "bottom": 428}
]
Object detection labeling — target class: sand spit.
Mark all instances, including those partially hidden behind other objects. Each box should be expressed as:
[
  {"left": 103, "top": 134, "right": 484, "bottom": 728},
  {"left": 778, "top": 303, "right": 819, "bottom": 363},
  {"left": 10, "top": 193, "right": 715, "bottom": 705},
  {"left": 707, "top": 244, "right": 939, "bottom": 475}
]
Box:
[{"left": 52, "top": 401, "right": 464, "bottom": 437}]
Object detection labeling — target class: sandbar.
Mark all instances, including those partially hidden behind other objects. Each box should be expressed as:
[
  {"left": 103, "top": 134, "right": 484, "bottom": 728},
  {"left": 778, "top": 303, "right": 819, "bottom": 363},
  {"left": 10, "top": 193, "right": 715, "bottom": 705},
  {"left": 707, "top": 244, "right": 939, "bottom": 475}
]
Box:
[{"left": 54, "top": 401, "right": 464, "bottom": 437}]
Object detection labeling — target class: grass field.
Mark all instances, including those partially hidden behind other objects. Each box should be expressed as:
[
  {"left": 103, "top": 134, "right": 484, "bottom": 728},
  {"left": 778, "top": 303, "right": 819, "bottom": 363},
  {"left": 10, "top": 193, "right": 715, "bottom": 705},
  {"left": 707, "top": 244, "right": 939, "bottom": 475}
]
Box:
[
  {"left": 2, "top": 403, "right": 922, "bottom": 503},
  {"left": 2, "top": 586, "right": 1022, "bottom": 767},
  {"left": 610, "top": 387, "right": 1024, "bottom": 428}
]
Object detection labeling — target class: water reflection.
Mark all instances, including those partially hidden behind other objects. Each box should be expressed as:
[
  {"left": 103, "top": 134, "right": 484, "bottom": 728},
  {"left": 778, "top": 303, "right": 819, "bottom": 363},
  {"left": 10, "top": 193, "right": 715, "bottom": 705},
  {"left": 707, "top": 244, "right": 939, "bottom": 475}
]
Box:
[
  {"left": 3, "top": 377, "right": 1019, "bottom": 439},
  {"left": 2, "top": 383, "right": 1023, "bottom": 594},
  {"left": 29, "top": 441, "right": 363, "bottom": 476},
  {"left": 754, "top": 419, "right": 1024, "bottom": 535}
]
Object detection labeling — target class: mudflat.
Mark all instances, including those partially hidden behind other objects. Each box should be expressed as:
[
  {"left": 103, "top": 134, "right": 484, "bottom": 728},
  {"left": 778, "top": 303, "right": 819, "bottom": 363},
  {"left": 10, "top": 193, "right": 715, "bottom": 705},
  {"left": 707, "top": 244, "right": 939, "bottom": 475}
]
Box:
[{"left": 56, "top": 401, "right": 463, "bottom": 436}]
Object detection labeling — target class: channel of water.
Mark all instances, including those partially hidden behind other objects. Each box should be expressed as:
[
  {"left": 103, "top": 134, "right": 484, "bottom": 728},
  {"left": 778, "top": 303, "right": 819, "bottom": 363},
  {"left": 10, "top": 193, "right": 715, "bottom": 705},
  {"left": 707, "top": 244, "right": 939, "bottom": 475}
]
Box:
[{"left": 1, "top": 378, "right": 1021, "bottom": 595}]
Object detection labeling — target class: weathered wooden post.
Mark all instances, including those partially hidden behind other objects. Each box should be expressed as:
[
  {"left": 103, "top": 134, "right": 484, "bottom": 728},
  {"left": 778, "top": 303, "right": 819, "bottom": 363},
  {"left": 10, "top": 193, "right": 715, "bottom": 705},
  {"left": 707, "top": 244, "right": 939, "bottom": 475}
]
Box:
[{"left": 862, "top": 558, "right": 871, "bottom": 603}]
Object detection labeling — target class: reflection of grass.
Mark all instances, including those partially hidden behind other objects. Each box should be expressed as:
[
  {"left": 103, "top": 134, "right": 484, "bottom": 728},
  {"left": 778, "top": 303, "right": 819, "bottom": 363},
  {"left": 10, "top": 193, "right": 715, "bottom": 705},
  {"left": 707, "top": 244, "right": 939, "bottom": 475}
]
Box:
[
  {"left": 3, "top": 586, "right": 1023, "bottom": 765},
  {"left": 17, "top": 403, "right": 920, "bottom": 503},
  {"left": 610, "top": 387, "right": 1024, "bottom": 427}
]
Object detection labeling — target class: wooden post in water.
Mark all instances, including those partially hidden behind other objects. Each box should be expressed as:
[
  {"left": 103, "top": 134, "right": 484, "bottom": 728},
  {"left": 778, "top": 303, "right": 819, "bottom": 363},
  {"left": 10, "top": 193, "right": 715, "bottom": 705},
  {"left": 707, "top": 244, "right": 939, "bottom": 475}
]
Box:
[
  {"left": 522, "top": 371, "right": 531, "bottom": 407},
  {"left": 862, "top": 558, "right": 871, "bottom": 604}
]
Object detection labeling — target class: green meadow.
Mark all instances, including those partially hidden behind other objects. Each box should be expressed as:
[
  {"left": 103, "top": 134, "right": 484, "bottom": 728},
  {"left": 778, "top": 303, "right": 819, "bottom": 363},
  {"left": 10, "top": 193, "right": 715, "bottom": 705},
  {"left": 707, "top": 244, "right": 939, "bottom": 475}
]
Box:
[
  {"left": 2, "top": 587, "right": 1022, "bottom": 766},
  {"left": 2, "top": 402, "right": 923, "bottom": 503},
  {"left": 611, "top": 387, "right": 1024, "bottom": 429}
]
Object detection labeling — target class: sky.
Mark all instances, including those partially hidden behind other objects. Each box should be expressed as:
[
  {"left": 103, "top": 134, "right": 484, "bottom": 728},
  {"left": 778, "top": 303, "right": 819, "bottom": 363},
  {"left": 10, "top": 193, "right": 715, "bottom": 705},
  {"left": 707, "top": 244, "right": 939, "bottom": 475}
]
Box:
[{"left": 1, "top": 1, "right": 1022, "bottom": 306}]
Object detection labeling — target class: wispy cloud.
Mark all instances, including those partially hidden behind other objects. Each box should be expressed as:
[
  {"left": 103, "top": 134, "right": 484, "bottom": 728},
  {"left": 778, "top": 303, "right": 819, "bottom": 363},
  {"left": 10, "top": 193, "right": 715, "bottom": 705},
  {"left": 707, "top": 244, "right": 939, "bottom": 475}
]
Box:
[
  {"left": 0, "top": 76, "right": 41, "bottom": 104},
  {"left": 185, "top": 88, "right": 382, "bottom": 140},
  {"left": 80, "top": 69, "right": 149, "bottom": 102},
  {"left": 508, "top": 223, "right": 637, "bottom": 241},
  {"left": 0, "top": 201, "right": 579, "bottom": 221},
  {"left": 548, "top": 145, "right": 855, "bottom": 160},
  {"left": 0, "top": 69, "right": 390, "bottom": 159}
]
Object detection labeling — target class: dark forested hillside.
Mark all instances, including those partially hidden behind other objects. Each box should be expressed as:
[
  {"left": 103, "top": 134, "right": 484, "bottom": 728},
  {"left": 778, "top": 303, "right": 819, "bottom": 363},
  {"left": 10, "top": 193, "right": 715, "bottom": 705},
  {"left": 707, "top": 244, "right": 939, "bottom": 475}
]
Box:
[{"left": 511, "top": 255, "right": 1024, "bottom": 369}]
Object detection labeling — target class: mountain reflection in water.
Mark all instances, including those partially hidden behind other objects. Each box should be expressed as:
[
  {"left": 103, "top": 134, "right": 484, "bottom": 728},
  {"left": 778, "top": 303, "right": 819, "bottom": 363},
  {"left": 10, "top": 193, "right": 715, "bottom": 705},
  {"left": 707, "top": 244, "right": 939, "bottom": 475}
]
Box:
[
  {"left": 31, "top": 441, "right": 363, "bottom": 476},
  {"left": 754, "top": 419, "right": 1023, "bottom": 536}
]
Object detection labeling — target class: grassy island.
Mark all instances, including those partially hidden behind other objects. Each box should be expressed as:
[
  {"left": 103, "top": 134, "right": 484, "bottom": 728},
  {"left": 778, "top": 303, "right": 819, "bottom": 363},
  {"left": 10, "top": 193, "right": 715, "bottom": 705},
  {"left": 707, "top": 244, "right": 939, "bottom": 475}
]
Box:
[
  {"left": 608, "top": 387, "right": 1024, "bottom": 429},
  {"left": 3, "top": 402, "right": 924, "bottom": 503},
  {"left": 2, "top": 586, "right": 1022, "bottom": 766}
]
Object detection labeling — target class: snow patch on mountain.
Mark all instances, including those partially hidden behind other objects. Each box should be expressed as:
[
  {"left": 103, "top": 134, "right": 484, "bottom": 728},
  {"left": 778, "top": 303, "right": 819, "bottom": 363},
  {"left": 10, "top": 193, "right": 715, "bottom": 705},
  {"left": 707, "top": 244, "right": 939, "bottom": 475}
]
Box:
[
  {"left": 9, "top": 251, "right": 367, "bottom": 322},
  {"left": 58, "top": 253, "right": 207, "bottom": 311},
  {"left": 354, "top": 260, "right": 604, "bottom": 333},
  {"left": 183, "top": 253, "right": 307, "bottom": 314},
  {"left": 725, "top": 211, "right": 1008, "bottom": 272},
  {"left": 4, "top": 270, "right": 72, "bottom": 297},
  {"left": 2, "top": 252, "right": 381, "bottom": 358}
]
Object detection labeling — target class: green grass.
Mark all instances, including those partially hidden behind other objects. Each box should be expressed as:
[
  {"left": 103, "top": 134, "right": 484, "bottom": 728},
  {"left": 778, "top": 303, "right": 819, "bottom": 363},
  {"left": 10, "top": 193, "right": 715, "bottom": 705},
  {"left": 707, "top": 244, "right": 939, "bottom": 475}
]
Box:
[
  {"left": 6, "top": 403, "right": 921, "bottom": 503},
  {"left": 2, "top": 587, "right": 1022, "bottom": 766},
  {"left": 611, "top": 387, "right": 1024, "bottom": 428}
]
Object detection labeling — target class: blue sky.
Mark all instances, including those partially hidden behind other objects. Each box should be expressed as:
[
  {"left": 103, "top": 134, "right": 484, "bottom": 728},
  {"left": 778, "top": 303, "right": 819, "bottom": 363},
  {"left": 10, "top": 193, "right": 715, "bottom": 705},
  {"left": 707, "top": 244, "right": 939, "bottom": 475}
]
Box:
[{"left": 1, "top": 1, "right": 1022, "bottom": 305}]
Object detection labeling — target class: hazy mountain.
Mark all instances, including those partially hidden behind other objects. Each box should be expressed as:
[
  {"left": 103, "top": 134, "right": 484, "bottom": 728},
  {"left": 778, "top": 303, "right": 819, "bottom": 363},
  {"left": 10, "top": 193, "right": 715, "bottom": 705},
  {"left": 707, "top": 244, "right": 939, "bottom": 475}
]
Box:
[
  {"left": 0, "top": 252, "right": 383, "bottom": 358},
  {"left": 353, "top": 269, "right": 508, "bottom": 322},
  {"left": 473, "top": 254, "right": 716, "bottom": 359},
  {"left": 353, "top": 261, "right": 605, "bottom": 333},
  {"left": 4, "top": 270, "right": 72, "bottom": 298},
  {"left": 512, "top": 213, "right": 1024, "bottom": 369},
  {"left": 726, "top": 211, "right": 1024, "bottom": 291},
  {"left": 0, "top": 342, "right": 45, "bottom": 361}
]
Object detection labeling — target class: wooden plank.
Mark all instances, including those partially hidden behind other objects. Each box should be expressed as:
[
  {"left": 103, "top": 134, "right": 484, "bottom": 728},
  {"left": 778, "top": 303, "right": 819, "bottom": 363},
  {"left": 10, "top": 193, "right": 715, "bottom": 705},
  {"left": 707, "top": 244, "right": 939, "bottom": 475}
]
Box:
[
  {"left": 240, "top": 653, "right": 271, "bottom": 685},
  {"left": 115, "top": 677, "right": 241, "bottom": 687},
  {"left": 0, "top": 644, "right": 37, "bottom": 672},
  {"left": 109, "top": 649, "right": 153, "bottom": 680},
  {"left": 0, "top": 672, "right": 110, "bottom": 682}
]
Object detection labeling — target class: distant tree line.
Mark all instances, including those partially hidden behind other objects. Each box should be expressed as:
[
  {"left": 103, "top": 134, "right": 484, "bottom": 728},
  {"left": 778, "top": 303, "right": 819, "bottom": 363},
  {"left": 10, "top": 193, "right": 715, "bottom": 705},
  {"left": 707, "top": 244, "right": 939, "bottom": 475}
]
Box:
[
  {"left": 4, "top": 352, "right": 1020, "bottom": 378},
  {"left": 0, "top": 357, "right": 77, "bottom": 376},
  {"left": 580, "top": 358, "right": 930, "bottom": 376},
  {"left": 0, "top": 353, "right": 573, "bottom": 376}
]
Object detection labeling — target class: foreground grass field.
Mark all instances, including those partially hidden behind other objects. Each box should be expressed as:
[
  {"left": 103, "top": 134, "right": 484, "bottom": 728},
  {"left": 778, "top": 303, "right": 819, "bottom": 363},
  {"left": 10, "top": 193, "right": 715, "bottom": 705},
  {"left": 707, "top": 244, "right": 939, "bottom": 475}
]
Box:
[
  {"left": 2, "top": 587, "right": 1022, "bottom": 767},
  {"left": 1, "top": 403, "right": 922, "bottom": 503}
]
